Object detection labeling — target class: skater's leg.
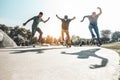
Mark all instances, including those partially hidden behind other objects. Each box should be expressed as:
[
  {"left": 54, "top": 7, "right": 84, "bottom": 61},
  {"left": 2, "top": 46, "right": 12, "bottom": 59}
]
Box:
[
  {"left": 89, "top": 24, "right": 95, "bottom": 39},
  {"left": 37, "top": 28, "right": 43, "bottom": 43},
  {"left": 93, "top": 26, "right": 101, "bottom": 45},
  {"left": 61, "top": 29, "right": 64, "bottom": 42},
  {"left": 65, "top": 30, "right": 71, "bottom": 44},
  {"left": 30, "top": 27, "right": 36, "bottom": 44}
]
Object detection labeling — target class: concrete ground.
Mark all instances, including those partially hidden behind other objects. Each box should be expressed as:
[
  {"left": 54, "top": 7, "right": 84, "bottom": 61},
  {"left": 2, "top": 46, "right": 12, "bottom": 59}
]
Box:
[{"left": 0, "top": 46, "right": 119, "bottom": 80}]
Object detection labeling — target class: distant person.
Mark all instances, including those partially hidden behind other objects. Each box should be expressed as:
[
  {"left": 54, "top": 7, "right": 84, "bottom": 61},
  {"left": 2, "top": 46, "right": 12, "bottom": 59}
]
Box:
[
  {"left": 81, "top": 7, "right": 102, "bottom": 46},
  {"left": 23, "top": 12, "right": 50, "bottom": 44},
  {"left": 56, "top": 14, "right": 76, "bottom": 45}
]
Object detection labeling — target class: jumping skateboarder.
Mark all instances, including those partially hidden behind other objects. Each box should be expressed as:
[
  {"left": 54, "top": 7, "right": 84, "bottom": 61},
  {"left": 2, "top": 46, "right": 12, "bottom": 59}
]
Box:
[
  {"left": 23, "top": 12, "right": 50, "bottom": 45},
  {"left": 81, "top": 7, "right": 102, "bottom": 46},
  {"left": 56, "top": 14, "right": 76, "bottom": 47}
]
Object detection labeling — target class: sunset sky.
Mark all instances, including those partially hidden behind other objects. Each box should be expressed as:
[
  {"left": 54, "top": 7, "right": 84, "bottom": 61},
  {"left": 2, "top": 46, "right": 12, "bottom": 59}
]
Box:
[{"left": 0, "top": 0, "right": 120, "bottom": 38}]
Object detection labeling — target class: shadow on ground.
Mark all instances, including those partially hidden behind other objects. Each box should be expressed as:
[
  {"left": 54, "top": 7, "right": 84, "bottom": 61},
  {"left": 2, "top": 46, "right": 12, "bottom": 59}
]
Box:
[
  {"left": 61, "top": 48, "right": 108, "bottom": 69},
  {"left": 10, "top": 47, "right": 65, "bottom": 54}
]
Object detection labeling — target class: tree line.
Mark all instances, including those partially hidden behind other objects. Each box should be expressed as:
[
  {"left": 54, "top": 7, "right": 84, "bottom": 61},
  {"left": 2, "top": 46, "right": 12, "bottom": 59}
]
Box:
[{"left": 0, "top": 24, "right": 120, "bottom": 46}]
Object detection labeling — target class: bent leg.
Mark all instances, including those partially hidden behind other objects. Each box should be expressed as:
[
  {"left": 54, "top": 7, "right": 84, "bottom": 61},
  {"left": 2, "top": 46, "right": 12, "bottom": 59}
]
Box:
[
  {"left": 37, "top": 27, "right": 43, "bottom": 43},
  {"left": 89, "top": 24, "right": 95, "bottom": 38},
  {"left": 61, "top": 29, "right": 64, "bottom": 42},
  {"left": 65, "top": 30, "right": 71, "bottom": 44},
  {"left": 30, "top": 27, "right": 36, "bottom": 44},
  {"left": 94, "top": 26, "right": 101, "bottom": 45}
]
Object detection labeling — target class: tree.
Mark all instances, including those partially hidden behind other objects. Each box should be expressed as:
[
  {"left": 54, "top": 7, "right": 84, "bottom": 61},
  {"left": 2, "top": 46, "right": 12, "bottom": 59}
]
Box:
[
  {"left": 111, "top": 31, "right": 120, "bottom": 42},
  {"left": 45, "top": 35, "right": 54, "bottom": 44},
  {"left": 71, "top": 35, "right": 81, "bottom": 45},
  {"left": 101, "top": 30, "right": 111, "bottom": 43},
  {"left": 53, "top": 38, "right": 58, "bottom": 45}
]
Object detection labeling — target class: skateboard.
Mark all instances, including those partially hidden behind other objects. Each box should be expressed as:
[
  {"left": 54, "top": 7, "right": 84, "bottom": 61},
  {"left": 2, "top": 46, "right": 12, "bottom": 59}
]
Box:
[
  {"left": 60, "top": 40, "right": 71, "bottom": 47},
  {"left": 64, "top": 39, "right": 71, "bottom": 48},
  {"left": 91, "top": 38, "right": 102, "bottom": 47},
  {"left": 33, "top": 44, "right": 36, "bottom": 47},
  {"left": 65, "top": 43, "right": 71, "bottom": 48}
]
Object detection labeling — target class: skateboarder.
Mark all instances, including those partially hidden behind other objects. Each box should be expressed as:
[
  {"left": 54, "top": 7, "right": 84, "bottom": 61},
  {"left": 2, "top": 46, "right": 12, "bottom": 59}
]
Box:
[
  {"left": 81, "top": 7, "right": 102, "bottom": 46},
  {"left": 23, "top": 12, "right": 50, "bottom": 45},
  {"left": 56, "top": 14, "right": 76, "bottom": 46}
]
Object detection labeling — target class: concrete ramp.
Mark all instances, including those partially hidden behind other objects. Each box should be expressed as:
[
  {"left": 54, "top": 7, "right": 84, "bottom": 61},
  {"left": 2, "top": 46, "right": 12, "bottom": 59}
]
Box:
[
  {"left": 0, "top": 29, "right": 17, "bottom": 48},
  {"left": 0, "top": 46, "right": 119, "bottom": 80}
]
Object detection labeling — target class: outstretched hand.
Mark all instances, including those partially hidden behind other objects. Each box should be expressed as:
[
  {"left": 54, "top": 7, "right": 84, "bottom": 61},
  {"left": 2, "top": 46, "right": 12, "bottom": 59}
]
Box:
[
  {"left": 48, "top": 17, "right": 50, "bottom": 20},
  {"left": 23, "top": 23, "right": 26, "bottom": 26},
  {"left": 73, "top": 16, "right": 76, "bottom": 19},
  {"left": 81, "top": 20, "right": 83, "bottom": 22},
  {"left": 56, "top": 14, "right": 58, "bottom": 17},
  {"left": 97, "top": 7, "right": 101, "bottom": 9}
]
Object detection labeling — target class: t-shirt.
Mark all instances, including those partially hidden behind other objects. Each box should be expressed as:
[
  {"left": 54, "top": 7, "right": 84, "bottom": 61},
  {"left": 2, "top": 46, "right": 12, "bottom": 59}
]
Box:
[
  {"left": 32, "top": 16, "right": 43, "bottom": 28},
  {"left": 88, "top": 15, "right": 99, "bottom": 25},
  {"left": 61, "top": 19, "right": 71, "bottom": 30}
]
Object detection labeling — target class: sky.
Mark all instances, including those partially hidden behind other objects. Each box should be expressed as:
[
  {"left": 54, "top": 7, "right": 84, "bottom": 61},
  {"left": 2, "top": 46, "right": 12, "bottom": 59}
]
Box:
[{"left": 0, "top": 0, "right": 120, "bottom": 39}]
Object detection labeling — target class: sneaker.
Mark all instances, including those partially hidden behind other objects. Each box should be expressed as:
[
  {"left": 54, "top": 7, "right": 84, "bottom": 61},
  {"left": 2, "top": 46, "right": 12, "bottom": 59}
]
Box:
[
  {"left": 33, "top": 44, "right": 35, "bottom": 47},
  {"left": 97, "top": 43, "right": 101, "bottom": 47}
]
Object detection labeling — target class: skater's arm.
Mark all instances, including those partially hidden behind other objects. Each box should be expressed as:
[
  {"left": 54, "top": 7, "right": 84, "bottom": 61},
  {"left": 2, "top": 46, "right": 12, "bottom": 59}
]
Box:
[
  {"left": 56, "top": 15, "right": 61, "bottom": 20},
  {"left": 97, "top": 7, "right": 102, "bottom": 16},
  {"left": 71, "top": 16, "right": 76, "bottom": 20},
  {"left": 42, "top": 17, "right": 50, "bottom": 23},
  {"left": 23, "top": 17, "right": 34, "bottom": 26},
  {"left": 81, "top": 16, "right": 88, "bottom": 22}
]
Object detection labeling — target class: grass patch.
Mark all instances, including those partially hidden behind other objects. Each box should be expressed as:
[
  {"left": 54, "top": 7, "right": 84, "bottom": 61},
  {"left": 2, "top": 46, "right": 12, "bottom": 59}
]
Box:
[{"left": 101, "top": 42, "right": 120, "bottom": 55}]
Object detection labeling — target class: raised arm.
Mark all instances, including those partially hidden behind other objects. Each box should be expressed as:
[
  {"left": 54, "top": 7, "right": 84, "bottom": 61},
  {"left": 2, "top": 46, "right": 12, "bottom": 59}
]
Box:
[
  {"left": 56, "top": 14, "right": 61, "bottom": 20},
  {"left": 97, "top": 7, "right": 102, "bottom": 16},
  {"left": 42, "top": 17, "right": 50, "bottom": 23},
  {"left": 81, "top": 16, "right": 88, "bottom": 22},
  {"left": 71, "top": 16, "right": 76, "bottom": 20},
  {"left": 23, "top": 17, "right": 35, "bottom": 26}
]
